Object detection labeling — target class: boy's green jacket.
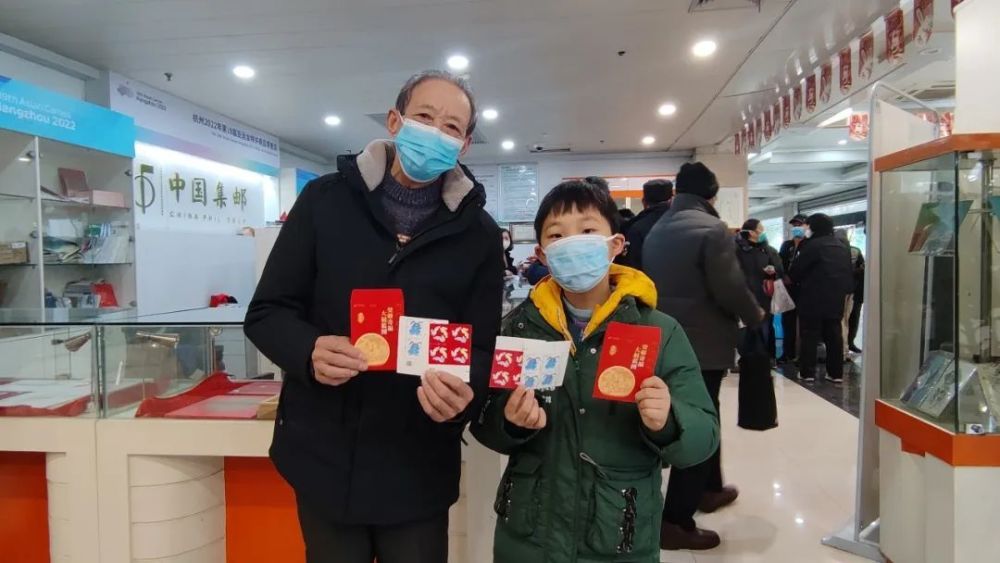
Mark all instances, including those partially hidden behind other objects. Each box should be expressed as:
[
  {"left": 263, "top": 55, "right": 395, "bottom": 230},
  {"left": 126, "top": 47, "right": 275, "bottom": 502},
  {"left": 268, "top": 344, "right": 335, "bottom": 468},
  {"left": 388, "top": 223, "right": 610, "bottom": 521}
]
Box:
[{"left": 471, "top": 265, "right": 721, "bottom": 563}]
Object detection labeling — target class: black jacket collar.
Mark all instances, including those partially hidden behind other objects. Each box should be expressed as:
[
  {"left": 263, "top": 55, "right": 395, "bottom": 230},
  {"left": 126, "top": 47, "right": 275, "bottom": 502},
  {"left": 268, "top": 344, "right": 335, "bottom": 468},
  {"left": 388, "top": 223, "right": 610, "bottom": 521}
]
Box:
[{"left": 670, "top": 193, "right": 720, "bottom": 218}]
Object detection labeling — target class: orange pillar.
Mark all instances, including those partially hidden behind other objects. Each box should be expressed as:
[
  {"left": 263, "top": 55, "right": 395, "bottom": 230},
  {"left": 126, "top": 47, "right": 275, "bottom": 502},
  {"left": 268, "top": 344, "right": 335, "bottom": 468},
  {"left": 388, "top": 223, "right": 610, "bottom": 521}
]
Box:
[{"left": 0, "top": 452, "right": 50, "bottom": 563}]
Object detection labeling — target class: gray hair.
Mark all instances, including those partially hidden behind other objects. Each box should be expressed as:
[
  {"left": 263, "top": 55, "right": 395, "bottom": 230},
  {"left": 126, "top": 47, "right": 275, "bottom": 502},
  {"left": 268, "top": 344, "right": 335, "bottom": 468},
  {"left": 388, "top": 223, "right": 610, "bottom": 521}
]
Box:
[{"left": 395, "top": 70, "right": 478, "bottom": 136}]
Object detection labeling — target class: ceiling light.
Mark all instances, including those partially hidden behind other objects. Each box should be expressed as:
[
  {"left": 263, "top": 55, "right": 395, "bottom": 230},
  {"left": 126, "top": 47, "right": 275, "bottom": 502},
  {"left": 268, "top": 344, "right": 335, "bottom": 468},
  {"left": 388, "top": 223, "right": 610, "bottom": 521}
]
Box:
[
  {"left": 747, "top": 152, "right": 758, "bottom": 160},
  {"left": 232, "top": 65, "right": 256, "bottom": 80},
  {"left": 838, "top": 139, "right": 848, "bottom": 145},
  {"left": 641, "top": 135, "right": 656, "bottom": 146},
  {"left": 447, "top": 54, "right": 470, "bottom": 71},
  {"left": 819, "top": 108, "right": 853, "bottom": 128},
  {"left": 692, "top": 40, "right": 718, "bottom": 58},
  {"left": 18, "top": 155, "right": 32, "bottom": 163},
  {"left": 482, "top": 108, "right": 499, "bottom": 121},
  {"left": 501, "top": 139, "right": 515, "bottom": 151},
  {"left": 658, "top": 103, "right": 677, "bottom": 117},
  {"left": 795, "top": 516, "right": 805, "bottom": 526},
  {"left": 323, "top": 115, "right": 342, "bottom": 127}
]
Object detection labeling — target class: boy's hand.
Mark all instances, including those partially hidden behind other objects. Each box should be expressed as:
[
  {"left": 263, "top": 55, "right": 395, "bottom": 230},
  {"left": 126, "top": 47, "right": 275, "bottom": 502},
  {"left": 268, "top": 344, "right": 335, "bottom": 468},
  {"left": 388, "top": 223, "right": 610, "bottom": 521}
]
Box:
[
  {"left": 417, "top": 370, "right": 474, "bottom": 423},
  {"left": 504, "top": 386, "right": 547, "bottom": 430},
  {"left": 635, "top": 377, "right": 672, "bottom": 432}
]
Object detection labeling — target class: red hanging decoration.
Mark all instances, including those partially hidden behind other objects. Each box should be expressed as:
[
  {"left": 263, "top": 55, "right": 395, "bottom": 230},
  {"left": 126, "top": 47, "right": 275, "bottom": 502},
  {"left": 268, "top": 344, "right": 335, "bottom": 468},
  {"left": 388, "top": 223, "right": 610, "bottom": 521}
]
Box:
[
  {"left": 839, "top": 47, "right": 853, "bottom": 94},
  {"left": 782, "top": 95, "right": 791, "bottom": 127},
  {"left": 820, "top": 63, "right": 832, "bottom": 103},
  {"left": 764, "top": 111, "right": 773, "bottom": 141},
  {"left": 793, "top": 85, "right": 803, "bottom": 121},
  {"left": 885, "top": 9, "right": 905, "bottom": 64},
  {"left": 915, "top": 0, "right": 934, "bottom": 46},
  {"left": 849, "top": 112, "right": 870, "bottom": 141},
  {"left": 859, "top": 32, "right": 875, "bottom": 79},
  {"left": 805, "top": 74, "right": 817, "bottom": 113}
]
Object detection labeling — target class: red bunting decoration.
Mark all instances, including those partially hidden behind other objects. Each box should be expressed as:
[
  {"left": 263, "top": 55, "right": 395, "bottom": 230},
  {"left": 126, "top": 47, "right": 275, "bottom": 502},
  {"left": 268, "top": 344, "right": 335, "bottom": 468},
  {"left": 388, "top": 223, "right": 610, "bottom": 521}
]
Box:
[
  {"left": 793, "top": 85, "right": 803, "bottom": 121},
  {"left": 764, "top": 111, "right": 773, "bottom": 140},
  {"left": 839, "top": 47, "right": 852, "bottom": 94},
  {"left": 849, "top": 112, "right": 870, "bottom": 141},
  {"left": 859, "top": 32, "right": 875, "bottom": 80},
  {"left": 820, "top": 63, "right": 832, "bottom": 104},
  {"left": 915, "top": 0, "right": 934, "bottom": 46},
  {"left": 805, "top": 74, "right": 817, "bottom": 113},
  {"left": 782, "top": 95, "right": 791, "bottom": 127},
  {"left": 773, "top": 103, "right": 782, "bottom": 135},
  {"left": 885, "top": 9, "right": 905, "bottom": 64}
]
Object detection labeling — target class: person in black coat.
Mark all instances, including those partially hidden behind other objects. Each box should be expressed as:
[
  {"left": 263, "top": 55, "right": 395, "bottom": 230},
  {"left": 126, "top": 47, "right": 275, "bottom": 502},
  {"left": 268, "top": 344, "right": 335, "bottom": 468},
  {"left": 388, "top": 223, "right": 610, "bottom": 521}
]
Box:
[
  {"left": 847, "top": 242, "right": 866, "bottom": 353},
  {"left": 245, "top": 71, "right": 503, "bottom": 563},
  {"left": 788, "top": 213, "right": 854, "bottom": 383},
  {"left": 777, "top": 214, "right": 808, "bottom": 363},
  {"left": 735, "top": 218, "right": 784, "bottom": 359},
  {"left": 621, "top": 179, "right": 673, "bottom": 270},
  {"left": 643, "top": 162, "right": 763, "bottom": 551},
  {"left": 501, "top": 228, "right": 517, "bottom": 277}
]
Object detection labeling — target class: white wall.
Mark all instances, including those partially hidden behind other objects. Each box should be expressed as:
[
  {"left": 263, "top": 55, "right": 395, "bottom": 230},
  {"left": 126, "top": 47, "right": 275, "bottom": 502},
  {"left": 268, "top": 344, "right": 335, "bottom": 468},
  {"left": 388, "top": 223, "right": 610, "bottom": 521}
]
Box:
[
  {"left": 278, "top": 149, "right": 333, "bottom": 214},
  {"left": 0, "top": 50, "right": 86, "bottom": 99}
]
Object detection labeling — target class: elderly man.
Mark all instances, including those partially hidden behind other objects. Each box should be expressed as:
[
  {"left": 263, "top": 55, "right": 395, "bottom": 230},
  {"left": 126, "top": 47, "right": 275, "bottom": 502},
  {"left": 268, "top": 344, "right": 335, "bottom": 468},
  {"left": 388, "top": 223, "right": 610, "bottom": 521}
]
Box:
[
  {"left": 643, "top": 162, "right": 763, "bottom": 551},
  {"left": 245, "top": 71, "right": 503, "bottom": 563}
]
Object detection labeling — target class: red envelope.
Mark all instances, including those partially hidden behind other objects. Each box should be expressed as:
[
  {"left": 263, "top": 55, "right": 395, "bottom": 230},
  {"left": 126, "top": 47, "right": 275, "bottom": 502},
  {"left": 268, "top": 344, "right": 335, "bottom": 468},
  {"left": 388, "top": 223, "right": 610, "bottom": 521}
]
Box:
[
  {"left": 429, "top": 323, "right": 472, "bottom": 366},
  {"left": 593, "top": 322, "right": 662, "bottom": 403},
  {"left": 490, "top": 349, "right": 525, "bottom": 389},
  {"left": 350, "top": 289, "right": 404, "bottom": 371}
]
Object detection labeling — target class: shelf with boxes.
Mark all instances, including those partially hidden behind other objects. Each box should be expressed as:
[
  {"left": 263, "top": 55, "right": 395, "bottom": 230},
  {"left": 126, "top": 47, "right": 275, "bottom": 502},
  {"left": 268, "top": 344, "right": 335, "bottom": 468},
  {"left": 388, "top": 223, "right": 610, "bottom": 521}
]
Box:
[{"left": 0, "top": 125, "right": 137, "bottom": 310}]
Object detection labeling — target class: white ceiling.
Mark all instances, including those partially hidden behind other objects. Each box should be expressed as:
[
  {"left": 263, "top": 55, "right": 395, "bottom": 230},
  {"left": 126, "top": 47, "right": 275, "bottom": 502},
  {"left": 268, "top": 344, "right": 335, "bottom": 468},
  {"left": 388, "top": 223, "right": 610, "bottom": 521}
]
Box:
[{"left": 0, "top": 0, "right": 912, "bottom": 163}]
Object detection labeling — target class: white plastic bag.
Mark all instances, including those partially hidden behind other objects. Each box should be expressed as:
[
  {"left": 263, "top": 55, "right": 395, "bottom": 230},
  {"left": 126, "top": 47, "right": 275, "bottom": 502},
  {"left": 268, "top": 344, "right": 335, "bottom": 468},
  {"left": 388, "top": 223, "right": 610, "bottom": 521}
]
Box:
[{"left": 770, "top": 279, "right": 796, "bottom": 315}]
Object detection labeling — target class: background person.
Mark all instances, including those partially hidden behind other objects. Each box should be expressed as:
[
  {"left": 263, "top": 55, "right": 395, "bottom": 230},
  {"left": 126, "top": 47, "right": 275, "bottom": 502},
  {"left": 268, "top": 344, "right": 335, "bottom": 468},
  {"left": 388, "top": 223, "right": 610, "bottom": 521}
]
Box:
[
  {"left": 735, "top": 218, "right": 784, "bottom": 361},
  {"left": 501, "top": 228, "right": 517, "bottom": 278},
  {"left": 788, "top": 214, "right": 853, "bottom": 383},
  {"left": 642, "top": 162, "right": 763, "bottom": 551},
  {"left": 621, "top": 179, "right": 674, "bottom": 271},
  {"left": 847, "top": 239, "right": 866, "bottom": 354},
  {"left": 245, "top": 70, "right": 503, "bottom": 563},
  {"left": 777, "top": 214, "right": 808, "bottom": 364}
]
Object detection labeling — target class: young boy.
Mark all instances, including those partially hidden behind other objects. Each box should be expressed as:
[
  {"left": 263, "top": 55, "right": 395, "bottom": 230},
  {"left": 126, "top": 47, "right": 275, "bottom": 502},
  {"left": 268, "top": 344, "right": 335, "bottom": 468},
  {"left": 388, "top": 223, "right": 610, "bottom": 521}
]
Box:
[{"left": 471, "top": 180, "right": 720, "bottom": 563}]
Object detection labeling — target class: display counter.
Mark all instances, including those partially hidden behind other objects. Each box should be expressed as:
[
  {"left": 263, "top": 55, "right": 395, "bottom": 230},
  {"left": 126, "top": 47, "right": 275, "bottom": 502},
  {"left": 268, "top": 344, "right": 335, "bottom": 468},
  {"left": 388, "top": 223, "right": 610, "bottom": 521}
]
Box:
[
  {"left": 874, "top": 134, "right": 1000, "bottom": 563},
  {"left": 0, "top": 307, "right": 502, "bottom": 563}
]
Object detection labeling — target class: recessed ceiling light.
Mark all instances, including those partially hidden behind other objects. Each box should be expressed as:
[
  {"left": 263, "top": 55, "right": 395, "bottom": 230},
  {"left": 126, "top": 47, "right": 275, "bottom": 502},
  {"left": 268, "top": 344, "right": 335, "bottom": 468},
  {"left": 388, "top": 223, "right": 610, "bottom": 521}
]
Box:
[
  {"left": 658, "top": 103, "right": 677, "bottom": 117},
  {"left": 447, "top": 54, "right": 470, "bottom": 71},
  {"left": 641, "top": 135, "right": 656, "bottom": 146},
  {"left": 838, "top": 139, "right": 848, "bottom": 145},
  {"left": 17, "top": 155, "right": 31, "bottom": 163},
  {"left": 692, "top": 40, "right": 717, "bottom": 58},
  {"left": 501, "top": 139, "right": 515, "bottom": 151},
  {"left": 482, "top": 108, "right": 499, "bottom": 121},
  {"left": 232, "top": 65, "right": 256, "bottom": 80},
  {"left": 747, "top": 152, "right": 758, "bottom": 160},
  {"left": 324, "top": 115, "right": 342, "bottom": 127}
]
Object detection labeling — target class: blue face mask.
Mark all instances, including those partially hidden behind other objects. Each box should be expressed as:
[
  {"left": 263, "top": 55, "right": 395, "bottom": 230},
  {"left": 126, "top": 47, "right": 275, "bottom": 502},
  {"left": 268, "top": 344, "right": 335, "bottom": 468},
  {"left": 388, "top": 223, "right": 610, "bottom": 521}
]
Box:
[
  {"left": 758, "top": 232, "right": 768, "bottom": 244},
  {"left": 544, "top": 234, "right": 614, "bottom": 293},
  {"left": 791, "top": 226, "right": 806, "bottom": 239},
  {"left": 394, "top": 117, "right": 464, "bottom": 183}
]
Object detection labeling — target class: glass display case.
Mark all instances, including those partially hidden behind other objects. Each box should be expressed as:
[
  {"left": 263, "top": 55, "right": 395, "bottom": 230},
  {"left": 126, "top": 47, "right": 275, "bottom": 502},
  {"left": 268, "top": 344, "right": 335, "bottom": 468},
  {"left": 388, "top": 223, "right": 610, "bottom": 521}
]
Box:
[
  {"left": 0, "top": 309, "right": 103, "bottom": 417},
  {"left": 879, "top": 141, "right": 1000, "bottom": 434},
  {"left": 0, "top": 307, "right": 278, "bottom": 419}
]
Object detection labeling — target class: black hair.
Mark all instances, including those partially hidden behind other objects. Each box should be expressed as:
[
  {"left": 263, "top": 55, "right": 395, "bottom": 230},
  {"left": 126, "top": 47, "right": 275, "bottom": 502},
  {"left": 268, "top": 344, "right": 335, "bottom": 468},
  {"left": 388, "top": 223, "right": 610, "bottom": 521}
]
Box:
[
  {"left": 534, "top": 180, "right": 621, "bottom": 241},
  {"left": 643, "top": 179, "right": 674, "bottom": 204},
  {"left": 619, "top": 208, "right": 636, "bottom": 221},
  {"left": 395, "top": 70, "right": 478, "bottom": 135},
  {"left": 583, "top": 176, "right": 611, "bottom": 192},
  {"left": 807, "top": 213, "right": 835, "bottom": 237},
  {"left": 500, "top": 228, "right": 511, "bottom": 237},
  {"left": 741, "top": 218, "right": 761, "bottom": 232}
]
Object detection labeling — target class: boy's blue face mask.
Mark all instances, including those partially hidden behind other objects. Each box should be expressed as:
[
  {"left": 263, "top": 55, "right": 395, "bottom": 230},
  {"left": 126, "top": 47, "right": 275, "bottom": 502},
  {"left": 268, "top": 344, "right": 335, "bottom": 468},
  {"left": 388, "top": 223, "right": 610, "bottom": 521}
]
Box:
[
  {"left": 791, "top": 226, "right": 806, "bottom": 239},
  {"left": 543, "top": 234, "right": 615, "bottom": 293},
  {"left": 393, "top": 116, "right": 464, "bottom": 183}
]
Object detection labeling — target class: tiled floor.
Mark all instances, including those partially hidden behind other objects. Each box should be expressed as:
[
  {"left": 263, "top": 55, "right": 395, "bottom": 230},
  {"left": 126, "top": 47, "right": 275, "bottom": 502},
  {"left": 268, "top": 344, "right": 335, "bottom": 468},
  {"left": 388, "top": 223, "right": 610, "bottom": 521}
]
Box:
[{"left": 661, "top": 373, "right": 870, "bottom": 563}]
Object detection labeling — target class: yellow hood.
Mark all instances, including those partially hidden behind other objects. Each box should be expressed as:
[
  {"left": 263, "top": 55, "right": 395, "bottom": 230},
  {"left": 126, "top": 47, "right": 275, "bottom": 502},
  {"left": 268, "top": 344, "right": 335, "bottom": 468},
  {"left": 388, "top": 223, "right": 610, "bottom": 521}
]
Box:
[{"left": 530, "top": 264, "right": 658, "bottom": 342}]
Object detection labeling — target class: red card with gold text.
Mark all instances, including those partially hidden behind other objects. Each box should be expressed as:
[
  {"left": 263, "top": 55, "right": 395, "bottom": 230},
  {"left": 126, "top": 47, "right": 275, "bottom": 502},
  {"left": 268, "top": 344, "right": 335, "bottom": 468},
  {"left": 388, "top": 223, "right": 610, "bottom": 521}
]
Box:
[
  {"left": 593, "top": 322, "right": 661, "bottom": 403},
  {"left": 350, "top": 289, "right": 404, "bottom": 371}
]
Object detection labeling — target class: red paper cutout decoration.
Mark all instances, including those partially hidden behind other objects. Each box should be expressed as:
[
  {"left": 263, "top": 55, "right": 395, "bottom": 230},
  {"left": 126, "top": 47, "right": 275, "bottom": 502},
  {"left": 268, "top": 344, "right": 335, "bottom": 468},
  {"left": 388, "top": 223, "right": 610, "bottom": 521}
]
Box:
[
  {"left": 839, "top": 47, "right": 853, "bottom": 94},
  {"left": 885, "top": 9, "right": 905, "bottom": 64}
]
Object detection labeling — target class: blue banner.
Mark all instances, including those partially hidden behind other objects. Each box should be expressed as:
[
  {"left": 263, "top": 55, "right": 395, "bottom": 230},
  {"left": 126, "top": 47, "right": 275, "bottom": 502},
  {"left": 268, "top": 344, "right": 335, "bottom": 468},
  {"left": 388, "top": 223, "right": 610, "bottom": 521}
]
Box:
[
  {"left": 296, "top": 168, "right": 320, "bottom": 195},
  {"left": 0, "top": 75, "right": 136, "bottom": 157}
]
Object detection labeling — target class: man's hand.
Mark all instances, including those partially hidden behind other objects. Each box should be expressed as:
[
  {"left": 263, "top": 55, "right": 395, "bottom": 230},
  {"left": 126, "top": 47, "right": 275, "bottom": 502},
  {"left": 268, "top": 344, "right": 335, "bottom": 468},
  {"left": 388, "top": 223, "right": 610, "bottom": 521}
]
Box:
[
  {"left": 503, "top": 386, "right": 547, "bottom": 430},
  {"left": 763, "top": 265, "right": 776, "bottom": 276},
  {"left": 311, "top": 336, "right": 368, "bottom": 386},
  {"left": 635, "top": 377, "right": 672, "bottom": 432},
  {"left": 417, "top": 370, "right": 475, "bottom": 423}
]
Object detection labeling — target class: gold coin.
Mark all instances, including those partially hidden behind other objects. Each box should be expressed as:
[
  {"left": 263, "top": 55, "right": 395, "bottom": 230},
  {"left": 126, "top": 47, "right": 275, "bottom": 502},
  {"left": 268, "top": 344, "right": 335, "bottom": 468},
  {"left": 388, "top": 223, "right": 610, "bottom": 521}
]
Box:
[
  {"left": 355, "top": 333, "right": 390, "bottom": 366},
  {"left": 597, "top": 366, "right": 636, "bottom": 397}
]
